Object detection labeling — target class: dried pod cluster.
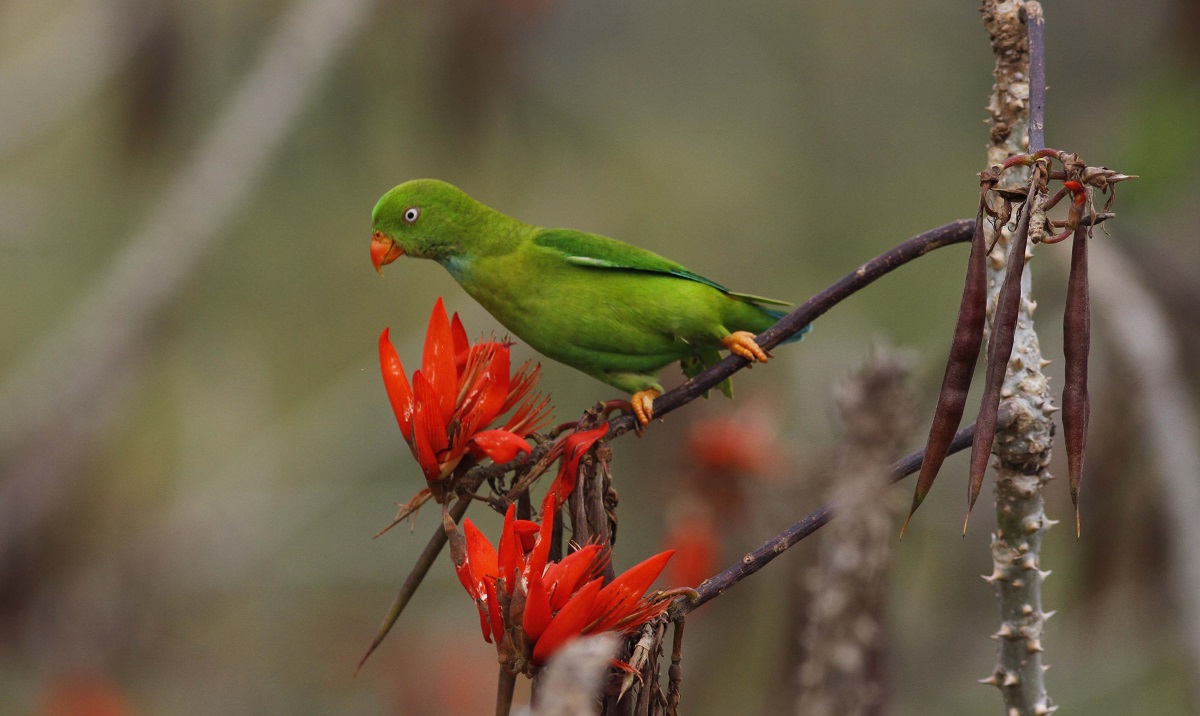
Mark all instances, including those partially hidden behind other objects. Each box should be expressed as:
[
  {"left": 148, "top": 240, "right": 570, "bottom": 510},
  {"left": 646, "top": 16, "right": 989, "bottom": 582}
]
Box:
[{"left": 903, "top": 150, "right": 1135, "bottom": 537}]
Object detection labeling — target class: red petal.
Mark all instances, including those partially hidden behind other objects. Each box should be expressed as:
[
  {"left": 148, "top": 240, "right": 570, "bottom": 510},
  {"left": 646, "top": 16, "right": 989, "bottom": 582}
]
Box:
[
  {"left": 544, "top": 545, "right": 607, "bottom": 612},
  {"left": 463, "top": 518, "right": 499, "bottom": 589},
  {"left": 497, "top": 505, "right": 522, "bottom": 591},
  {"left": 531, "top": 578, "right": 603, "bottom": 665},
  {"left": 451, "top": 312, "right": 470, "bottom": 375},
  {"left": 458, "top": 518, "right": 498, "bottom": 643},
  {"left": 474, "top": 603, "right": 494, "bottom": 643},
  {"left": 458, "top": 343, "right": 511, "bottom": 431},
  {"left": 411, "top": 373, "right": 449, "bottom": 482},
  {"left": 522, "top": 570, "right": 552, "bottom": 643},
  {"left": 513, "top": 520, "right": 540, "bottom": 552},
  {"left": 378, "top": 328, "right": 414, "bottom": 442},
  {"left": 550, "top": 425, "right": 609, "bottom": 503},
  {"left": 410, "top": 402, "right": 441, "bottom": 483},
  {"left": 589, "top": 551, "right": 674, "bottom": 633},
  {"left": 469, "top": 430, "right": 531, "bottom": 465},
  {"left": 527, "top": 488, "right": 558, "bottom": 579},
  {"left": 412, "top": 372, "right": 449, "bottom": 453},
  {"left": 422, "top": 298, "right": 458, "bottom": 426},
  {"left": 477, "top": 345, "right": 512, "bottom": 428},
  {"left": 482, "top": 577, "right": 505, "bottom": 647}
]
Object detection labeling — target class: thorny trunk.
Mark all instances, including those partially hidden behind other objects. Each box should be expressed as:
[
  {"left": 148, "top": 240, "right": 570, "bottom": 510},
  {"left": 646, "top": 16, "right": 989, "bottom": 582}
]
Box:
[{"left": 978, "top": 2, "right": 1055, "bottom": 714}]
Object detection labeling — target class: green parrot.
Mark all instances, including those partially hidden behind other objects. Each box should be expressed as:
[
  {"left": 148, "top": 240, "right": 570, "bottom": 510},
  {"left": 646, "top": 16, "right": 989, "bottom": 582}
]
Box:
[{"left": 370, "top": 179, "right": 801, "bottom": 426}]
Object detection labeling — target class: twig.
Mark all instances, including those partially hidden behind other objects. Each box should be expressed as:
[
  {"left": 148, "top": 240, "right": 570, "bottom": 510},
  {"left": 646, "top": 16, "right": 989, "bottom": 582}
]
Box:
[
  {"left": 667, "top": 620, "right": 685, "bottom": 715},
  {"left": 676, "top": 426, "right": 975, "bottom": 615},
  {"left": 1022, "top": 2, "right": 1047, "bottom": 152},
  {"left": 497, "top": 668, "right": 517, "bottom": 716},
  {"left": 607, "top": 219, "right": 975, "bottom": 437},
  {"left": 355, "top": 484, "right": 474, "bottom": 673}
]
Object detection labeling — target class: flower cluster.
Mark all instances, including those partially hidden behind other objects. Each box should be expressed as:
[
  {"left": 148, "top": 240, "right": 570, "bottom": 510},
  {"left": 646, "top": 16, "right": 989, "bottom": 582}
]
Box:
[
  {"left": 379, "top": 298, "right": 551, "bottom": 499},
  {"left": 451, "top": 426, "right": 677, "bottom": 671}
]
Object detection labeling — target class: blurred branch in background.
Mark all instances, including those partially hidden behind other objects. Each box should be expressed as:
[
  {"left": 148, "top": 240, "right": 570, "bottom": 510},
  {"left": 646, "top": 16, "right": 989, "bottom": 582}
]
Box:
[
  {"left": 0, "top": 0, "right": 378, "bottom": 587},
  {"left": 793, "top": 347, "right": 914, "bottom": 715},
  {"left": 0, "top": 0, "right": 162, "bottom": 160},
  {"left": 1088, "top": 240, "right": 1200, "bottom": 695}
]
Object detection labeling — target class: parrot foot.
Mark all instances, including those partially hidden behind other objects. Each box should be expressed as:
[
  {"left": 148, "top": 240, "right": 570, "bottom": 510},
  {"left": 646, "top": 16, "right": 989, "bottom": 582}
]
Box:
[
  {"left": 630, "top": 389, "right": 661, "bottom": 431},
  {"left": 722, "top": 331, "right": 771, "bottom": 363}
]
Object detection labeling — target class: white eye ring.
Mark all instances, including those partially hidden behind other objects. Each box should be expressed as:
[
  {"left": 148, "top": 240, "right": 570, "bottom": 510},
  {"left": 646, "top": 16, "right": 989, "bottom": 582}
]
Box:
[{"left": 403, "top": 207, "right": 420, "bottom": 224}]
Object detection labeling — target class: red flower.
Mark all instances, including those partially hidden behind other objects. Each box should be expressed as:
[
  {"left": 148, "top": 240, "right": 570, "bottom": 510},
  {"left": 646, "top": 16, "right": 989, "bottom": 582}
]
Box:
[
  {"left": 452, "top": 425, "right": 676, "bottom": 671},
  {"left": 379, "top": 299, "right": 552, "bottom": 492}
]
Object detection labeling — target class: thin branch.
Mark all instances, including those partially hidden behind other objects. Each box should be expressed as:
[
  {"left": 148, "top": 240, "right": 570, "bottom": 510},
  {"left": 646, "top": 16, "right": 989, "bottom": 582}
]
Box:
[
  {"left": 607, "top": 219, "right": 976, "bottom": 437},
  {"left": 497, "top": 668, "right": 517, "bottom": 716},
  {"left": 676, "top": 426, "right": 976, "bottom": 616},
  {"left": 355, "top": 482, "right": 475, "bottom": 673},
  {"left": 1022, "top": 2, "right": 1047, "bottom": 153}
]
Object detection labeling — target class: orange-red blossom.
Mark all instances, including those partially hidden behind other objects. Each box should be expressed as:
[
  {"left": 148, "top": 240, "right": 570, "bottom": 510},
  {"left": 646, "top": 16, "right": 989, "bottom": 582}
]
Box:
[
  {"left": 379, "top": 298, "right": 551, "bottom": 499},
  {"left": 452, "top": 425, "right": 678, "bottom": 671}
]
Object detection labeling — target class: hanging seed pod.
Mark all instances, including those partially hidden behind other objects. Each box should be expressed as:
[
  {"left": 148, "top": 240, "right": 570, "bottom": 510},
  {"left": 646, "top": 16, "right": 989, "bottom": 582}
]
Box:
[
  {"left": 901, "top": 196, "right": 989, "bottom": 537},
  {"left": 964, "top": 177, "right": 1038, "bottom": 534},
  {"left": 1063, "top": 223, "right": 1091, "bottom": 537}
]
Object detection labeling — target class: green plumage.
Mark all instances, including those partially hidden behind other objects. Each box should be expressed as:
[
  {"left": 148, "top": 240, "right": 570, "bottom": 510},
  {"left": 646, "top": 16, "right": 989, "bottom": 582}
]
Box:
[{"left": 371, "top": 179, "right": 798, "bottom": 397}]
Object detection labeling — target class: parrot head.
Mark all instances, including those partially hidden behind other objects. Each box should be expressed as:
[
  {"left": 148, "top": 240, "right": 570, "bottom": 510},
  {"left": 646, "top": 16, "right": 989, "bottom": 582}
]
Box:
[{"left": 370, "top": 178, "right": 493, "bottom": 274}]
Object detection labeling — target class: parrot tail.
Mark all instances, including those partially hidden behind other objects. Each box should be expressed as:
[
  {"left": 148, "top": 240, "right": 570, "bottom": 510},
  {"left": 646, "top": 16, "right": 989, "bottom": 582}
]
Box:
[{"left": 760, "top": 307, "right": 811, "bottom": 344}]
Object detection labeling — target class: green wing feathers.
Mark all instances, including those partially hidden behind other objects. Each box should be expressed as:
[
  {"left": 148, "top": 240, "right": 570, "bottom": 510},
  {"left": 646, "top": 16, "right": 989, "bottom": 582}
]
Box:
[{"left": 533, "top": 229, "right": 791, "bottom": 309}]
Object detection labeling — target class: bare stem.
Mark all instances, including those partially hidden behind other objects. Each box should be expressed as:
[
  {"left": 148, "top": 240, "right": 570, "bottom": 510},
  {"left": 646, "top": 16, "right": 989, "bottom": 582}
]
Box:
[
  {"left": 608, "top": 219, "right": 975, "bottom": 438},
  {"left": 497, "top": 668, "right": 517, "bottom": 716},
  {"left": 356, "top": 483, "right": 475, "bottom": 672},
  {"left": 676, "top": 427, "right": 975, "bottom": 616}
]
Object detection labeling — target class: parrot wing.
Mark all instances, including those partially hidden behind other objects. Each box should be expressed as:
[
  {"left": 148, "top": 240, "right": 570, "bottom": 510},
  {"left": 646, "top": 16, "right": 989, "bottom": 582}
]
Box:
[{"left": 532, "top": 229, "right": 791, "bottom": 308}]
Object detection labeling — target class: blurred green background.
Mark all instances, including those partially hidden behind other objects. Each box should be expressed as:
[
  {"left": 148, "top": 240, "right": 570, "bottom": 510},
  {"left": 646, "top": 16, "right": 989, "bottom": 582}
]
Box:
[{"left": 2, "top": 0, "right": 1198, "bottom": 713}]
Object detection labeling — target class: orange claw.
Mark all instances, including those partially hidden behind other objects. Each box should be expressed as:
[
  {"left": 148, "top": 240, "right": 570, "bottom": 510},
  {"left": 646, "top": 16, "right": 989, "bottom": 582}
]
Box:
[
  {"left": 631, "top": 389, "right": 661, "bottom": 428},
  {"left": 721, "top": 331, "right": 770, "bottom": 363}
]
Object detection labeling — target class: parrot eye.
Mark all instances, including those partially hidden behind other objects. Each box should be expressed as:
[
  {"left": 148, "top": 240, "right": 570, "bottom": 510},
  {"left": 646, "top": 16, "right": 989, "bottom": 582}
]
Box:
[{"left": 403, "top": 207, "right": 420, "bottom": 224}]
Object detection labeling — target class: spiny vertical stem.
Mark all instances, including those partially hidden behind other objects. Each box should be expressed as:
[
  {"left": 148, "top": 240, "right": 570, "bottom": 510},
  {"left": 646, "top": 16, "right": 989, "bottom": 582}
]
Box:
[{"left": 980, "top": 1, "right": 1055, "bottom": 713}]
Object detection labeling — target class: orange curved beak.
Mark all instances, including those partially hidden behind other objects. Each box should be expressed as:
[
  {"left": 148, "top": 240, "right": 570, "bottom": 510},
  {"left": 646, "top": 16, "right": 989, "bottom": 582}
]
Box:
[{"left": 371, "top": 231, "right": 404, "bottom": 274}]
